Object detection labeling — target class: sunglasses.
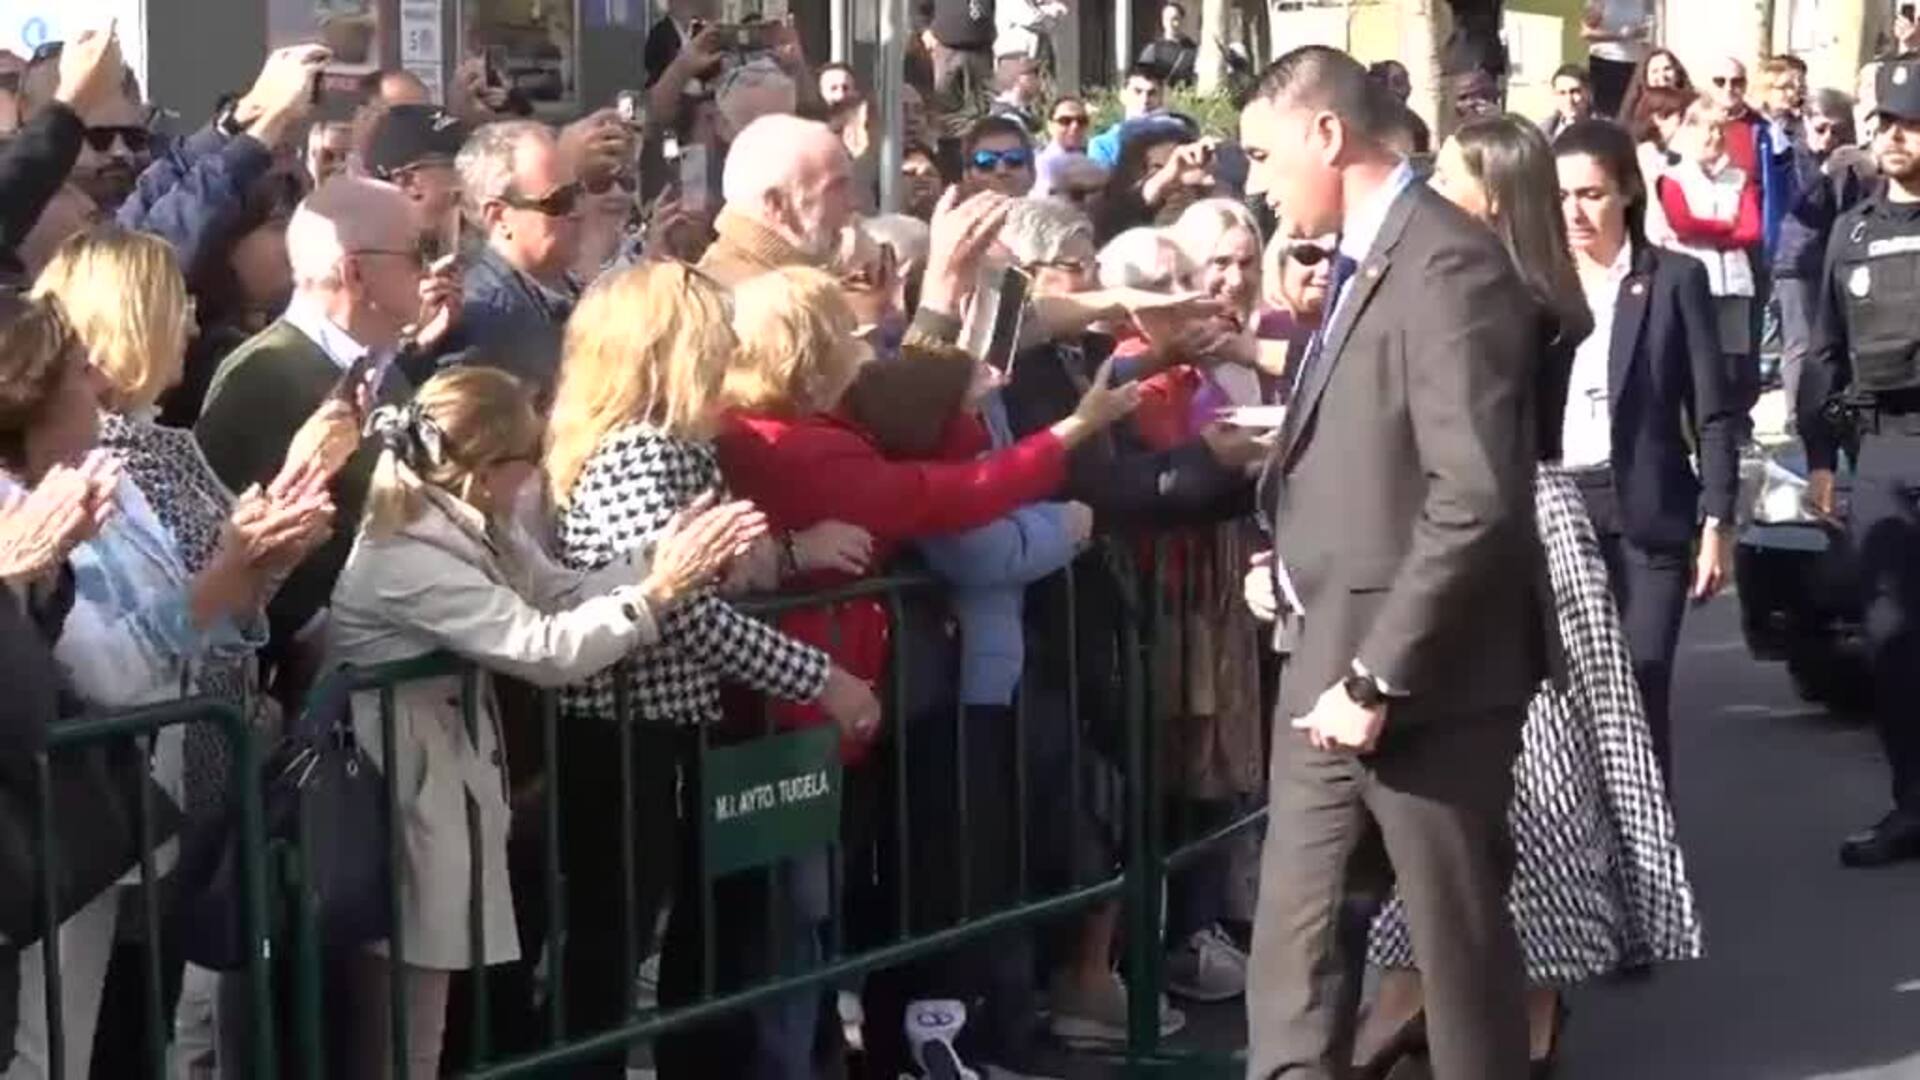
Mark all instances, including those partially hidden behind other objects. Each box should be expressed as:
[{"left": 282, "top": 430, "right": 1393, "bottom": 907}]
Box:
[
  {"left": 1287, "top": 243, "right": 1335, "bottom": 267},
  {"left": 583, "top": 171, "right": 639, "bottom": 195},
  {"left": 969, "top": 147, "right": 1032, "bottom": 172},
  {"left": 500, "top": 181, "right": 583, "bottom": 217},
  {"left": 1052, "top": 114, "right": 1089, "bottom": 127},
  {"left": 1712, "top": 76, "right": 1748, "bottom": 89},
  {"left": 82, "top": 126, "right": 152, "bottom": 153}
]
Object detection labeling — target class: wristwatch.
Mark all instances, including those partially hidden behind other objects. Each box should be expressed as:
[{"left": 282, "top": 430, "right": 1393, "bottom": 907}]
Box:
[{"left": 1342, "top": 671, "right": 1390, "bottom": 710}]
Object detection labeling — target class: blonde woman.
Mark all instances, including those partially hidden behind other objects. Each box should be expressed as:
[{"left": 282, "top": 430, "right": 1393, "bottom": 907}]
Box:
[
  {"left": 328, "top": 368, "right": 765, "bottom": 1078},
  {"left": 545, "top": 261, "right": 880, "bottom": 1078}
]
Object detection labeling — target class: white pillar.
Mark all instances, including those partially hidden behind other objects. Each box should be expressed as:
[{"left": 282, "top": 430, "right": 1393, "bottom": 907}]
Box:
[
  {"left": 831, "top": 0, "right": 853, "bottom": 62},
  {"left": 1115, "top": 0, "right": 1134, "bottom": 81},
  {"left": 877, "top": 0, "right": 906, "bottom": 212}
]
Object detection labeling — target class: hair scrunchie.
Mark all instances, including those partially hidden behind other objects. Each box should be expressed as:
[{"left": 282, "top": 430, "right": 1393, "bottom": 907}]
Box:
[{"left": 364, "top": 401, "right": 448, "bottom": 472}]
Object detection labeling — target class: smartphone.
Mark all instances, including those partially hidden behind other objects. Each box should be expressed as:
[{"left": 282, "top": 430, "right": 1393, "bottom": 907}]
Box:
[
  {"left": 1903, "top": 3, "right": 1916, "bottom": 19},
  {"left": 616, "top": 89, "right": 643, "bottom": 127},
  {"left": 483, "top": 45, "right": 509, "bottom": 89},
  {"left": 329, "top": 352, "right": 379, "bottom": 410},
  {"left": 981, "top": 265, "right": 1031, "bottom": 374},
  {"left": 679, "top": 142, "right": 710, "bottom": 214}
]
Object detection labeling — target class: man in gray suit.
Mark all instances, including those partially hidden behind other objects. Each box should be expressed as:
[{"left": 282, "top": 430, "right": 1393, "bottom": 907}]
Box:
[{"left": 1239, "top": 47, "right": 1547, "bottom": 1080}]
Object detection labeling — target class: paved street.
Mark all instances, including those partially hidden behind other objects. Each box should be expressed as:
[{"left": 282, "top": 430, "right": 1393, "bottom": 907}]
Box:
[
  {"left": 1067, "top": 594, "right": 1920, "bottom": 1078},
  {"left": 1558, "top": 596, "right": 1920, "bottom": 1080}
]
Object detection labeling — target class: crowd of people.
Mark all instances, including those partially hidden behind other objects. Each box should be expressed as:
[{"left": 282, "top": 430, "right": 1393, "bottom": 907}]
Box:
[{"left": 0, "top": 4, "right": 1916, "bottom": 1080}]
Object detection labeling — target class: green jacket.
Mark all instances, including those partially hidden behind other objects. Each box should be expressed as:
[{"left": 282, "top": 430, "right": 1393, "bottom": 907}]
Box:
[{"left": 193, "top": 318, "right": 409, "bottom": 649}]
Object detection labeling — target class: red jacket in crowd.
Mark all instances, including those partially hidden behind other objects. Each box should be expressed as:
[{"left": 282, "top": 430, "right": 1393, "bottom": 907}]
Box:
[{"left": 714, "top": 407, "right": 1069, "bottom": 755}]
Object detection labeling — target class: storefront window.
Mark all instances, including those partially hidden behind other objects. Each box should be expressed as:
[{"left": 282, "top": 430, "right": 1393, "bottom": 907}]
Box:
[
  {"left": 460, "top": 0, "right": 579, "bottom": 109},
  {"left": 268, "top": 0, "right": 383, "bottom": 71}
]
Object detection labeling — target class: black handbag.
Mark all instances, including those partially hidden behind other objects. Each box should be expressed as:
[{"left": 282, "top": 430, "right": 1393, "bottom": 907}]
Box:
[
  {"left": 174, "top": 667, "right": 393, "bottom": 970},
  {"left": 0, "top": 732, "right": 181, "bottom": 949}
]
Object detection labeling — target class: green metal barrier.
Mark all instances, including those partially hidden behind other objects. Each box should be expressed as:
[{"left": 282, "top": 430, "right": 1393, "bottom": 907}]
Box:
[
  {"left": 27, "top": 538, "right": 1270, "bottom": 1079},
  {"left": 25, "top": 698, "right": 276, "bottom": 1080}
]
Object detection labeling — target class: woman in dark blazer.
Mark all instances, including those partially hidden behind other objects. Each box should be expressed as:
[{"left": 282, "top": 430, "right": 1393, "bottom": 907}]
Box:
[{"left": 1551, "top": 118, "right": 1742, "bottom": 778}]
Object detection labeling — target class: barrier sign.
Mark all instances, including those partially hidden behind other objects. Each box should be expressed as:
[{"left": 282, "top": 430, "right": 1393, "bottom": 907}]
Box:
[{"left": 702, "top": 727, "right": 842, "bottom": 877}]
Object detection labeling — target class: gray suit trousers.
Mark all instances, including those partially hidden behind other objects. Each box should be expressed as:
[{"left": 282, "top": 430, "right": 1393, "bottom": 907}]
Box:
[{"left": 1245, "top": 703, "right": 1529, "bottom": 1080}]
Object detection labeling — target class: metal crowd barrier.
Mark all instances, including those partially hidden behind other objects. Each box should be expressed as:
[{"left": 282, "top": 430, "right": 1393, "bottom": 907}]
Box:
[{"left": 15, "top": 537, "right": 1270, "bottom": 1078}]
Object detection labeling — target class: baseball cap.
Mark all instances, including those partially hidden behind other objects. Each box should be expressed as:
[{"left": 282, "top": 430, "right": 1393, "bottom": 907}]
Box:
[
  {"left": 1876, "top": 59, "right": 1920, "bottom": 123},
  {"left": 364, "top": 104, "right": 470, "bottom": 178}
]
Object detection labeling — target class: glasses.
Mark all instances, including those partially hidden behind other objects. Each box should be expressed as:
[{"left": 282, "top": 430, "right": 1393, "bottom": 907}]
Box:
[
  {"left": 583, "top": 171, "right": 639, "bottom": 195},
  {"left": 1052, "top": 114, "right": 1089, "bottom": 127},
  {"left": 1712, "top": 75, "right": 1748, "bottom": 89},
  {"left": 350, "top": 247, "right": 428, "bottom": 271},
  {"left": 82, "top": 126, "right": 152, "bottom": 153},
  {"left": 1058, "top": 185, "right": 1103, "bottom": 205},
  {"left": 969, "top": 147, "right": 1032, "bottom": 172},
  {"left": 499, "top": 181, "right": 583, "bottom": 217},
  {"left": 1025, "top": 257, "right": 1093, "bottom": 275},
  {"left": 1287, "top": 242, "right": 1335, "bottom": 267}
]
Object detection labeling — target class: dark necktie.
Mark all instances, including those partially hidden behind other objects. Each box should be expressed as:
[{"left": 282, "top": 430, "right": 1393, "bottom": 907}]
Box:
[{"left": 1287, "top": 252, "right": 1359, "bottom": 406}]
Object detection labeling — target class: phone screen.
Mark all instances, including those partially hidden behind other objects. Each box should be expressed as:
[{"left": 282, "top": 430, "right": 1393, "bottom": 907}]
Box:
[
  {"left": 982, "top": 266, "right": 1031, "bottom": 374},
  {"left": 679, "top": 143, "right": 710, "bottom": 214},
  {"left": 330, "top": 352, "right": 379, "bottom": 410}
]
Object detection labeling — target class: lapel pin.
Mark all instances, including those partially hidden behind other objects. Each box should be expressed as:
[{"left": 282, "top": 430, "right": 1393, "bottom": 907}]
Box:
[{"left": 1630, "top": 281, "right": 1646, "bottom": 296}]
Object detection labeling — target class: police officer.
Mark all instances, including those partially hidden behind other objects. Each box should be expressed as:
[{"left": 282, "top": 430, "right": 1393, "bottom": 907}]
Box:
[{"left": 1799, "top": 57, "right": 1920, "bottom": 867}]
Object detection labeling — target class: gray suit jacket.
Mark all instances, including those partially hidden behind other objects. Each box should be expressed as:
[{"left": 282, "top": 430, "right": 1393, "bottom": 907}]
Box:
[{"left": 1262, "top": 182, "right": 1552, "bottom": 724}]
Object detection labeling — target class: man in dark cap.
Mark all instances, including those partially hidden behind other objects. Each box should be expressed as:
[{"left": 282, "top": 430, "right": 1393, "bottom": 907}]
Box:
[
  {"left": 1798, "top": 57, "right": 1920, "bottom": 868},
  {"left": 363, "top": 102, "right": 470, "bottom": 257}
]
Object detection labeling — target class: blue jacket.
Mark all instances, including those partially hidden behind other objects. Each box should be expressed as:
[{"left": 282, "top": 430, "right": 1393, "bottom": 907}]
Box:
[
  {"left": 1737, "top": 112, "right": 1802, "bottom": 261},
  {"left": 1086, "top": 112, "right": 1199, "bottom": 170},
  {"left": 119, "top": 124, "right": 278, "bottom": 287},
  {"left": 918, "top": 394, "right": 1080, "bottom": 707},
  {"left": 441, "top": 245, "right": 578, "bottom": 397},
  {"left": 1771, "top": 154, "right": 1874, "bottom": 282}
]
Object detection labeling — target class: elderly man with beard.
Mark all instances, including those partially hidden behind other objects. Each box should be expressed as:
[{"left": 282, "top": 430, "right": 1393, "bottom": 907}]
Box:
[{"left": 698, "top": 112, "right": 1002, "bottom": 457}]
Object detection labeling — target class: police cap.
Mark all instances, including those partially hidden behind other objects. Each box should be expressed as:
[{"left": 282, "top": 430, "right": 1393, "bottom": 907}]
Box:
[{"left": 1876, "top": 60, "right": 1920, "bottom": 124}]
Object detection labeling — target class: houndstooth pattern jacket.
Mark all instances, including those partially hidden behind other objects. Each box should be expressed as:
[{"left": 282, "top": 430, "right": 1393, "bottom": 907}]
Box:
[
  {"left": 1368, "top": 466, "right": 1703, "bottom": 984},
  {"left": 555, "top": 424, "right": 831, "bottom": 725}
]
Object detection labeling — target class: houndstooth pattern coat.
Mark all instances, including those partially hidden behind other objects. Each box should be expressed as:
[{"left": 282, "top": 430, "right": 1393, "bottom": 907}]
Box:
[
  {"left": 555, "top": 424, "right": 831, "bottom": 725},
  {"left": 1367, "top": 466, "right": 1703, "bottom": 985}
]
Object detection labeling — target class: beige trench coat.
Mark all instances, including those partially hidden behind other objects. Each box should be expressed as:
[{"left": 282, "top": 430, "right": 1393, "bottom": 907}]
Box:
[{"left": 327, "top": 482, "right": 659, "bottom": 970}]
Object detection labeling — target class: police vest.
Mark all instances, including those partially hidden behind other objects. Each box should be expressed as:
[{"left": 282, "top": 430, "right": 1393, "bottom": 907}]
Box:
[{"left": 1835, "top": 211, "right": 1920, "bottom": 395}]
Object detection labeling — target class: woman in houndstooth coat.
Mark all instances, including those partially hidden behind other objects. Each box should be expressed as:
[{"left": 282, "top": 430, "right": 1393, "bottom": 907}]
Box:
[
  {"left": 1353, "top": 117, "right": 1701, "bottom": 1076},
  {"left": 542, "top": 263, "right": 880, "bottom": 1079}
]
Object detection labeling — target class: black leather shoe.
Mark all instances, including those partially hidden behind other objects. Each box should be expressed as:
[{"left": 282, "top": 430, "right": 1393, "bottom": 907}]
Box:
[{"left": 1839, "top": 810, "right": 1920, "bottom": 868}]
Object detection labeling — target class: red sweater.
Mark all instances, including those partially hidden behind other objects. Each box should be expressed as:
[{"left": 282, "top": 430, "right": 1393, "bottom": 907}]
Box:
[
  {"left": 1656, "top": 171, "right": 1762, "bottom": 250},
  {"left": 714, "top": 406, "right": 1068, "bottom": 752}
]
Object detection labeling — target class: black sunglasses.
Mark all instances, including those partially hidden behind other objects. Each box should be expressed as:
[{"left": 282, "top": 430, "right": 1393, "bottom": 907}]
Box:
[
  {"left": 82, "top": 126, "right": 152, "bottom": 153},
  {"left": 1052, "top": 113, "right": 1089, "bottom": 127},
  {"left": 583, "top": 171, "right": 638, "bottom": 195},
  {"left": 1287, "top": 243, "right": 1335, "bottom": 267},
  {"left": 1712, "top": 75, "right": 1748, "bottom": 89},
  {"left": 970, "top": 147, "right": 1032, "bottom": 172},
  {"left": 500, "top": 181, "right": 583, "bottom": 217}
]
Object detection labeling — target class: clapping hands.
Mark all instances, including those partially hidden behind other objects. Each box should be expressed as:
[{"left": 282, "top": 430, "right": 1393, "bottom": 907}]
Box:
[{"left": 0, "top": 451, "right": 119, "bottom": 583}]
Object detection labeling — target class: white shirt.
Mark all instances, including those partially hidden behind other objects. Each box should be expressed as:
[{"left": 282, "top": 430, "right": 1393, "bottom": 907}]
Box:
[
  {"left": 282, "top": 292, "right": 392, "bottom": 389},
  {"left": 1273, "top": 158, "right": 1418, "bottom": 623},
  {"left": 1562, "top": 242, "right": 1633, "bottom": 470},
  {"left": 1588, "top": 0, "right": 1653, "bottom": 63}
]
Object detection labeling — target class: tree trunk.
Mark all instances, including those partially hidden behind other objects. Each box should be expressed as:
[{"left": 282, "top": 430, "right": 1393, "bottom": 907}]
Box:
[
  {"left": 1197, "top": 0, "right": 1229, "bottom": 92},
  {"left": 1403, "top": 0, "right": 1452, "bottom": 138}
]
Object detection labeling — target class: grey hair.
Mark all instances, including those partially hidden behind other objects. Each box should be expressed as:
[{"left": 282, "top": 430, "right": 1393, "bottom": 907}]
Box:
[
  {"left": 715, "top": 59, "right": 799, "bottom": 142},
  {"left": 1097, "top": 226, "right": 1193, "bottom": 290},
  {"left": 859, "top": 214, "right": 932, "bottom": 268},
  {"left": 1166, "top": 198, "right": 1264, "bottom": 271},
  {"left": 456, "top": 120, "right": 555, "bottom": 222},
  {"left": 1001, "top": 198, "right": 1095, "bottom": 266}
]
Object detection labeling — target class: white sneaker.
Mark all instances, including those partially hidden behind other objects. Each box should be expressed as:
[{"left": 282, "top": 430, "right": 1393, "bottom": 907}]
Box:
[
  {"left": 1166, "top": 926, "right": 1248, "bottom": 1003},
  {"left": 1047, "top": 970, "right": 1186, "bottom": 1047}
]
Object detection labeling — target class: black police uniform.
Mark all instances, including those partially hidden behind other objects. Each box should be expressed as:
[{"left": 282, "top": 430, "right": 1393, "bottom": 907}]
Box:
[{"left": 1798, "top": 58, "right": 1920, "bottom": 867}]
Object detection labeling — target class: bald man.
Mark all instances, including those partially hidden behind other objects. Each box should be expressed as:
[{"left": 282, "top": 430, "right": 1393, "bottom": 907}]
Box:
[
  {"left": 698, "top": 112, "right": 992, "bottom": 458},
  {"left": 196, "top": 176, "right": 429, "bottom": 658}
]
